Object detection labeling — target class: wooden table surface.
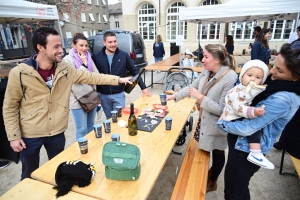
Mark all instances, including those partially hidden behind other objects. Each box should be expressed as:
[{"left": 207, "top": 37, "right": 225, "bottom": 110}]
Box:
[
  {"left": 0, "top": 178, "right": 97, "bottom": 200},
  {"left": 31, "top": 95, "right": 196, "bottom": 200},
  {"left": 149, "top": 53, "right": 180, "bottom": 66}
]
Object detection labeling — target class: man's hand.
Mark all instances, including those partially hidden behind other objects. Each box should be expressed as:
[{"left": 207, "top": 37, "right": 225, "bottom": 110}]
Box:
[
  {"left": 119, "top": 77, "right": 132, "bottom": 84},
  {"left": 142, "top": 88, "right": 152, "bottom": 96},
  {"left": 10, "top": 139, "right": 26, "bottom": 152}
]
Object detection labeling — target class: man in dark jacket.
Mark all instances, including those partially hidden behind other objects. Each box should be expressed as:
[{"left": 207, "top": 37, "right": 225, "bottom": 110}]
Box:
[{"left": 94, "top": 31, "right": 151, "bottom": 118}]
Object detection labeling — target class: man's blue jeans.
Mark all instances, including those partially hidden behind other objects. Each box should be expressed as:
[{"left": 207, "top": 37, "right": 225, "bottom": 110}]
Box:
[
  {"left": 155, "top": 57, "right": 163, "bottom": 63},
  {"left": 98, "top": 92, "right": 125, "bottom": 119},
  {"left": 72, "top": 107, "right": 97, "bottom": 141},
  {"left": 20, "top": 132, "right": 65, "bottom": 180}
]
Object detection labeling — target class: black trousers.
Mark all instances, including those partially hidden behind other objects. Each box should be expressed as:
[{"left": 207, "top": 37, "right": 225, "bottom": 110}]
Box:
[
  {"left": 224, "top": 134, "right": 260, "bottom": 200},
  {"left": 247, "top": 130, "right": 262, "bottom": 143}
]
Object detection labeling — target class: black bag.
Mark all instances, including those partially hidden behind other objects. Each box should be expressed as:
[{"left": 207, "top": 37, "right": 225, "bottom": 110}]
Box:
[
  {"left": 193, "top": 44, "right": 204, "bottom": 62},
  {"left": 72, "top": 89, "right": 101, "bottom": 113}
]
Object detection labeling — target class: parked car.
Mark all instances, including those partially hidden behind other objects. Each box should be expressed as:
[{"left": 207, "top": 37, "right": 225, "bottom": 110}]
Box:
[{"left": 88, "top": 30, "right": 148, "bottom": 69}]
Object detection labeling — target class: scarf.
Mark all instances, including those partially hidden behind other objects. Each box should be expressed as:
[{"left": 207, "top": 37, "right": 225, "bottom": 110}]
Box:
[
  {"left": 251, "top": 75, "right": 300, "bottom": 106},
  {"left": 71, "top": 48, "right": 93, "bottom": 72}
]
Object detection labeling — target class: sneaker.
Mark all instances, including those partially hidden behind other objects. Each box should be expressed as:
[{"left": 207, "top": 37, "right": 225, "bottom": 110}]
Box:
[
  {"left": 247, "top": 152, "right": 274, "bottom": 169},
  {"left": 0, "top": 161, "right": 9, "bottom": 170}
]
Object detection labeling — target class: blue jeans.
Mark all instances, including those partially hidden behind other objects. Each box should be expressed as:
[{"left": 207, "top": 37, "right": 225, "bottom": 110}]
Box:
[
  {"left": 98, "top": 92, "right": 125, "bottom": 119},
  {"left": 155, "top": 57, "right": 163, "bottom": 63},
  {"left": 72, "top": 107, "right": 97, "bottom": 141},
  {"left": 20, "top": 132, "right": 65, "bottom": 180}
]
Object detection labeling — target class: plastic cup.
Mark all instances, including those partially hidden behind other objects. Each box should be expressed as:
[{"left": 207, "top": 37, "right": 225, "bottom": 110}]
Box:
[
  {"left": 111, "top": 110, "right": 118, "bottom": 123},
  {"left": 103, "top": 119, "right": 111, "bottom": 133},
  {"left": 160, "top": 93, "right": 167, "bottom": 106},
  {"left": 115, "top": 106, "right": 122, "bottom": 117},
  {"left": 165, "top": 117, "right": 172, "bottom": 130},
  {"left": 77, "top": 137, "right": 88, "bottom": 154},
  {"left": 93, "top": 124, "right": 102, "bottom": 138},
  {"left": 111, "top": 133, "right": 120, "bottom": 141}
]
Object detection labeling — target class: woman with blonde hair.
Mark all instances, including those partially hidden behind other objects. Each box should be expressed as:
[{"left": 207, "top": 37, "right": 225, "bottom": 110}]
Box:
[
  {"left": 153, "top": 34, "right": 165, "bottom": 63},
  {"left": 167, "top": 44, "right": 237, "bottom": 193}
]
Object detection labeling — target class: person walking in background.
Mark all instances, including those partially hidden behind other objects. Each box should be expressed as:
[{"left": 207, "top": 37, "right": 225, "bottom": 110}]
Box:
[
  {"left": 249, "top": 26, "right": 261, "bottom": 49},
  {"left": 153, "top": 34, "right": 165, "bottom": 63},
  {"left": 225, "top": 35, "right": 234, "bottom": 55},
  {"left": 251, "top": 28, "right": 272, "bottom": 65},
  {"left": 218, "top": 43, "right": 300, "bottom": 199},
  {"left": 167, "top": 44, "right": 237, "bottom": 193},
  {"left": 63, "top": 33, "right": 99, "bottom": 141},
  {"left": 3, "top": 27, "right": 131, "bottom": 180},
  {"left": 94, "top": 31, "right": 151, "bottom": 119}
]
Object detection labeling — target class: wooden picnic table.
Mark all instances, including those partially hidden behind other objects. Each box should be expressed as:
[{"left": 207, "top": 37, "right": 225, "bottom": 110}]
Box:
[
  {"left": 0, "top": 178, "right": 97, "bottom": 200},
  {"left": 31, "top": 95, "right": 196, "bottom": 200}
]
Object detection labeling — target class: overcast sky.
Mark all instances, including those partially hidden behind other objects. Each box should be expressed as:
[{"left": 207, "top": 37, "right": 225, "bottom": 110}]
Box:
[{"left": 108, "top": 0, "right": 119, "bottom": 4}]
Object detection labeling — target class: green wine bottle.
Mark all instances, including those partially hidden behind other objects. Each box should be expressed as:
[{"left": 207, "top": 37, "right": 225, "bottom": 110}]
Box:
[
  {"left": 124, "top": 68, "right": 146, "bottom": 93},
  {"left": 128, "top": 103, "right": 138, "bottom": 136}
]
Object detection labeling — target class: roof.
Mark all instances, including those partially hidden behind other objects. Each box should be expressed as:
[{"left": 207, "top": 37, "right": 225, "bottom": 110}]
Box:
[
  {"left": 108, "top": 2, "right": 122, "bottom": 15},
  {"left": 179, "top": 0, "right": 300, "bottom": 24}
]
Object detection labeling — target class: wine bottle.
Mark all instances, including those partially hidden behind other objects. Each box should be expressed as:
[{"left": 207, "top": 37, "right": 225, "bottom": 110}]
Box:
[
  {"left": 128, "top": 103, "right": 138, "bottom": 136},
  {"left": 124, "top": 68, "right": 146, "bottom": 93}
]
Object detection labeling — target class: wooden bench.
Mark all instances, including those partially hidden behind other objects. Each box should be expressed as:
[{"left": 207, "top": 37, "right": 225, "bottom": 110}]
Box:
[
  {"left": 290, "top": 155, "right": 300, "bottom": 178},
  {"left": 0, "top": 178, "right": 97, "bottom": 200},
  {"left": 279, "top": 149, "right": 300, "bottom": 178},
  {"left": 171, "top": 132, "right": 210, "bottom": 200}
]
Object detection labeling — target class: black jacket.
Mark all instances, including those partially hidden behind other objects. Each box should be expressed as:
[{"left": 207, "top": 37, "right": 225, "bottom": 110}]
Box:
[{"left": 94, "top": 47, "right": 146, "bottom": 94}]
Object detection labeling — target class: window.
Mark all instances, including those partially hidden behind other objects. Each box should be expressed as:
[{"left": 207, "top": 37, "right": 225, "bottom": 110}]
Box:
[
  {"left": 96, "top": 13, "right": 101, "bottom": 23},
  {"left": 81, "top": 13, "right": 86, "bottom": 22},
  {"left": 229, "top": 21, "right": 258, "bottom": 40},
  {"left": 87, "top": 0, "right": 91, "bottom": 4},
  {"left": 101, "top": 0, "right": 106, "bottom": 6},
  {"left": 114, "top": 14, "right": 119, "bottom": 18},
  {"left": 115, "top": 21, "right": 119, "bottom": 29},
  {"left": 95, "top": 0, "right": 99, "bottom": 5},
  {"left": 66, "top": 31, "right": 72, "bottom": 39},
  {"left": 63, "top": 13, "right": 70, "bottom": 22},
  {"left": 90, "top": 30, "right": 96, "bottom": 36},
  {"left": 138, "top": 4, "right": 156, "bottom": 41},
  {"left": 196, "top": 0, "right": 220, "bottom": 41},
  {"left": 89, "top": 13, "right": 95, "bottom": 22},
  {"left": 103, "top": 15, "right": 108, "bottom": 23},
  {"left": 166, "top": 2, "right": 187, "bottom": 40},
  {"left": 270, "top": 20, "right": 295, "bottom": 40},
  {"left": 83, "top": 31, "right": 89, "bottom": 38}
]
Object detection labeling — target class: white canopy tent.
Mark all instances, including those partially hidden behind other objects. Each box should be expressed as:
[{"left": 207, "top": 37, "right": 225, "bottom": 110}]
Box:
[
  {"left": 0, "top": 0, "right": 64, "bottom": 47},
  {"left": 179, "top": 0, "right": 300, "bottom": 24}
]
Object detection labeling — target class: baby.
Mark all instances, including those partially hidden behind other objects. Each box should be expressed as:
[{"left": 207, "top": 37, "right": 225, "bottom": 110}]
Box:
[{"left": 222, "top": 60, "right": 274, "bottom": 169}]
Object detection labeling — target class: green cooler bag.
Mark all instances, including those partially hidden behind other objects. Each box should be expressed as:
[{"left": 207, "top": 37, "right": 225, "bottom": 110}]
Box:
[{"left": 102, "top": 142, "right": 141, "bottom": 181}]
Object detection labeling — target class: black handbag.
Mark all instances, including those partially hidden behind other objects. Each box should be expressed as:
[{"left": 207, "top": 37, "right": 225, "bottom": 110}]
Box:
[{"left": 72, "top": 87, "right": 100, "bottom": 113}]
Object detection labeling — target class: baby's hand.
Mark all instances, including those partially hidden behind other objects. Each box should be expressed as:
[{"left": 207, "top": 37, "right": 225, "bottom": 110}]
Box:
[{"left": 254, "top": 106, "right": 265, "bottom": 117}]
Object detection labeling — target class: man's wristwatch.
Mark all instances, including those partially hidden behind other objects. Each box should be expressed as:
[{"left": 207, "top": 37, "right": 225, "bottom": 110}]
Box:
[{"left": 82, "top": 63, "right": 87, "bottom": 68}]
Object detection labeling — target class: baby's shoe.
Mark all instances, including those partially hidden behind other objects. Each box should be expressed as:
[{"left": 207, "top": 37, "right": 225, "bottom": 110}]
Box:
[{"left": 247, "top": 152, "right": 274, "bottom": 169}]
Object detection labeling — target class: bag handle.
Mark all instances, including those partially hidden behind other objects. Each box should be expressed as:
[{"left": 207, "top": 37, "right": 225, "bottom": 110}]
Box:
[
  {"left": 198, "top": 69, "right": 230, "bottom": 117},
  {"left": 71, "top": 85, "right": 96, "bottom": 102}
]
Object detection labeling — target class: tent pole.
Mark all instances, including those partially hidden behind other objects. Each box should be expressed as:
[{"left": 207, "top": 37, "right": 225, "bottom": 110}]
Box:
[
  {"left": 295, "top": 12, "right": 300, "bottom": 29},
  {"left": 57, "top": 19, "right": 65, "bottom": 48}
]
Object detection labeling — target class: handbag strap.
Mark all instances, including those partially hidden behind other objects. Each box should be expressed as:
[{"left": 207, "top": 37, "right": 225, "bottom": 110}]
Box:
[
  {"left": 71, "top": 86, "right": 96, "bottom": 102},
  {"left": 198, "top": 68, "right": 230, "bottom": 117}
]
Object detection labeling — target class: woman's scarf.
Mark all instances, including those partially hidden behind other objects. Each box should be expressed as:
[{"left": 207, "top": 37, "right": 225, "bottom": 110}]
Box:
[
  {"left": 71, "top": 48, "right": 93, "bottom": 72},
  {"left": 251, "top": 75, "right": 300, "bottom": 106}
]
